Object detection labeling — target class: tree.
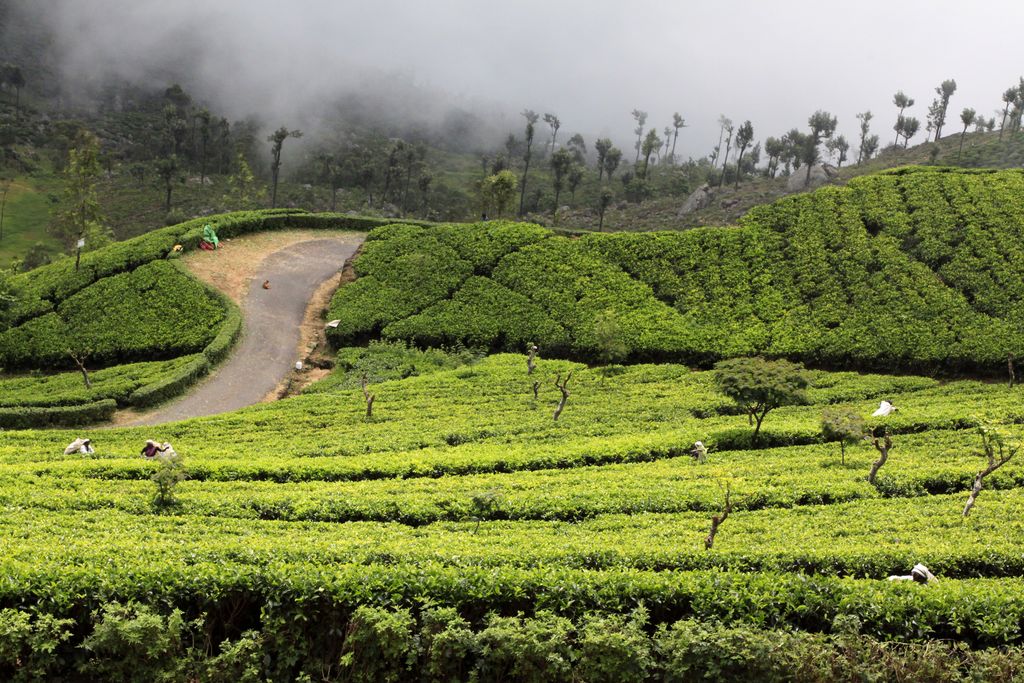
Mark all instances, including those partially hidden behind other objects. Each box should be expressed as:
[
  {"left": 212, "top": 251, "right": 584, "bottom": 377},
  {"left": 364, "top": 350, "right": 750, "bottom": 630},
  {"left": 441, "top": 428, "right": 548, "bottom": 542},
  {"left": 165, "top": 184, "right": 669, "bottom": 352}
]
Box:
[
  {"left": 713, "top": 357, "right": 809, "bottom": 445},
  {"left": 958, "top": 107, "right": 976, "bottom": 160},
  {"left": 704, "top": 483, "right": 732, "bottom": 550},
  {"left": 892, "top": 91, "right": 914, "bottom": 146},
  {"left": 821, "top": 408, "right": 864, "bottom": 465},
  {"left": 594, "top": 138, "right": 612, "bottom": 181},
  {"left": 483, "top": 170, "right": 518, "bottom": 217},
  {"left": 901, "top": 117, "right": 920, "bottom": 148},
  {"left": 549, "top": 148, "right": 574, "bottom": 218},
  {"left": 518, "top": 109, "right": 539, "bottom": 216},
  {"left": 825, "top": 135, "right": 849, "bottom": 168},
  {"left": 640, "top": 129, "right": 661, "bottom": 179},
  {"left": 566, "top": 133, "right": 586, "bottom": 164},
  {"left": 933, "top": 79, "right": 957, "bottom": 140},
  {"left": 267, "top": 126, "right": 303, "bottom": 208},
  {"left": 716, "top": 121, "right": 735, "bottom": 189},
  {"left": 597, "top": 187, "right": 613, "bottom": 231},
  {"left": 195, "top": 108, "right": 211, "bottom": 185},
  {"left": 1000, "top": 86, "right": 1018, "bottom": 141},
  {"left": 861, "top": 134, "right": 880, "bottom": 161},
  {"left": 804, "top": 110, "right": 837, "bottom": 184},
  {"left": 553, "top": 371, "right": 573, "bottom": 421},
  {"left": 543, "top": 113, "right": 560, "bottom": 155},
  {"left": 732, "top": 120, "right": 754, "bottom": 188},
  {"left": 152, "top": 449, "right": 186, "bottom": 508},
  {"left": 963, "top": 425, "right": 1019, "bottom": 517},
  {"left": 712, "top": 115, "right": 732, "bottom": 168},
  {"left": 866, "top": 427, "right": 892, "bottom": 485},
  {"left": 592, "top": 309, "right": 627, "bottom": 365},
  {"left": 855, "top": 111, "right": 873, "bottom": 164},
  {"left": 631, "top": 109, "right": 647, "bottom": 163},
  {"left": 603, "top": 147, "right": 622, "bottom": 182},
  {"left": 567, "top": 165, "right": 584, "bottom": 204},
  {"left": 224, "top": 152, "right": 266, "bottom": 209},
  {"left": 670, "top": 113, "right": 686, "bottom": 163},
  {"left": 764, "top": 136, "right": 784, "bottom": 178},
  {"left": 50, "top": 131, "right": 112, "bottom": 254},
  {"left": 155, "top": 155, "right": 183, "bottom": 213}
]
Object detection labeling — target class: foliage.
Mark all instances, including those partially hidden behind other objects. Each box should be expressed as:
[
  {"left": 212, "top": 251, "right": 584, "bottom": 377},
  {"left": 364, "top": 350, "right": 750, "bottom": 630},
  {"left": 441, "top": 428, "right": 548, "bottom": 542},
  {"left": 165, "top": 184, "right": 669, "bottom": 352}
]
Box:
[
  {"left": 714, "top": 357, "right": 809, "bottom": 443},
  {"left": 151, "top": 448, "right": 186, "bottom": 508},
  {"left": 821, "top": 407, "right": 865, "bottom": 463}
]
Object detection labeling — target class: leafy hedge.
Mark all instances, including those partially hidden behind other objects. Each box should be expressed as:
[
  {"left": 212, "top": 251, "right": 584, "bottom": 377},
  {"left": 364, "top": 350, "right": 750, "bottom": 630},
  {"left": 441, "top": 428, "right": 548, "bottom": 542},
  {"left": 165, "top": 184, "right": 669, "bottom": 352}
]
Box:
[
  {"left": 0, "top": 261, "right": 226, "bottom": 369},
  {"left": 328, "top": 168, "right": 1024, "bottom": 373},
  {"left": 0, "top": 399, "right": 117, "bottom": 429}
]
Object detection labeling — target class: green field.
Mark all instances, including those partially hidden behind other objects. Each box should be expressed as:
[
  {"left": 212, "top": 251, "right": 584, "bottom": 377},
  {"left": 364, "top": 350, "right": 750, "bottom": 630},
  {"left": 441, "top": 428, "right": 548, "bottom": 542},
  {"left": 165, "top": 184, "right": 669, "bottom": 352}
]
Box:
[{"left": 5, "top": 170, "right": 1024, "bottom": 679}]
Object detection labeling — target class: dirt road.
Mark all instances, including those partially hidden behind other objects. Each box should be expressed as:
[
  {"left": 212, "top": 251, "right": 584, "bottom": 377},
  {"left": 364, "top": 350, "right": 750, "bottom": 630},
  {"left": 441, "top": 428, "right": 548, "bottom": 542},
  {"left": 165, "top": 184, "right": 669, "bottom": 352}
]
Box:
[{"left": 130, "top": 236, "right": 362, "bottom": 425}]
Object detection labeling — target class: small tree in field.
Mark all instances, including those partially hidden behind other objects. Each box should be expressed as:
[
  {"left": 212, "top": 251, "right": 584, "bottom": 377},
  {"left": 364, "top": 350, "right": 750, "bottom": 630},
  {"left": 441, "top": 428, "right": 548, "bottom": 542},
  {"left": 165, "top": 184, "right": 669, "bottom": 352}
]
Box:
[
  {"left": 592, "top": 310, "right": 628, "bottom": 366},
  {"left": 821, "top": 407, "right": 864, "bottom": 464},
  {"left": 713, "top": 357, "right": 809, "bottom": 445},
  {"left": 152, "top": 450, "right": 186, "bottom": 508},
  {"left": 963, "top": 425, "right": 1019, "bottom": 517}
]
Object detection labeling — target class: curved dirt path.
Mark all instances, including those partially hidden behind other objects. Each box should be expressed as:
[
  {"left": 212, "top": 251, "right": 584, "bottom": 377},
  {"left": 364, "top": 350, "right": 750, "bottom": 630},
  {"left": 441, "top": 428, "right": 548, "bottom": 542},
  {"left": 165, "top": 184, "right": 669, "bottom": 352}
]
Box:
[{"left": 129, "top": 236, "right": 363, "bottom": 426}]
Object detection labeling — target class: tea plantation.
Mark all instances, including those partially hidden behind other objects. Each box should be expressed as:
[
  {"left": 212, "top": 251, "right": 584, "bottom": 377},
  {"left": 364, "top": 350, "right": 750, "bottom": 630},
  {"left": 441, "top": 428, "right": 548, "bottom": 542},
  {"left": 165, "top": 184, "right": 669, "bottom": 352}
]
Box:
[{"left": 5, "top": 168, "right": 1024, "bottom": 680}]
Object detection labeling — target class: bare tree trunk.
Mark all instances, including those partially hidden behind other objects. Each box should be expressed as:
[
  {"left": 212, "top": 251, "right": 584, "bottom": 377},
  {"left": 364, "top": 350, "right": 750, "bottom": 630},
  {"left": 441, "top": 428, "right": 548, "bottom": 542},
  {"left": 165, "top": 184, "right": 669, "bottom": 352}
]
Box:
[
  {"left": 531, "top": 380, "right": 540, "bottom": 400},
  {"left": 361, "top": 374, "right": 375, "bottom": 419},
  {"left": 553, "top": 371, "right": 573, "bottom": 421},
  {"left": 1009, "top": 353, "right": 1016, "bottom": 389},
  {"left": 962, "top": 473, "right": 985, "bottom": 517},
  {"left": 867, "top": 428, "right": 892, "bottom": 485},
  {"left": 69, "top": 351, "right": 91, "bottom": 389},
  {"left": 704, "top": 484, "right": 732, "bottom": 550}
]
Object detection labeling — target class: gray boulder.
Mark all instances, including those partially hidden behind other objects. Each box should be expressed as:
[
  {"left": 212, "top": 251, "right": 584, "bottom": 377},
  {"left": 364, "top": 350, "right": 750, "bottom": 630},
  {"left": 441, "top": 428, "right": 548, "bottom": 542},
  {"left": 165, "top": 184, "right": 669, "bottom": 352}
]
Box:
[
  {"left": 678, "top": 183, "right": 714, "bottom": 216},
  {"left": 786, "top": 164, "right": 838, "bottom": 192}
]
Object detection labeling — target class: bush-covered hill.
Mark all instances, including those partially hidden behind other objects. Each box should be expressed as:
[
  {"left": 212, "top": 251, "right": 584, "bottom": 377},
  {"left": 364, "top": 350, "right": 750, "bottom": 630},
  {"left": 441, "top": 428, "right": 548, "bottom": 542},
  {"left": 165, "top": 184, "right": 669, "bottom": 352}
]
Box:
[
  {"left": 0, "top": 209, "right": 411, "bottom": 425},
  {"left": 328, "top": 167, "right": 1024, "bottom": 374}
]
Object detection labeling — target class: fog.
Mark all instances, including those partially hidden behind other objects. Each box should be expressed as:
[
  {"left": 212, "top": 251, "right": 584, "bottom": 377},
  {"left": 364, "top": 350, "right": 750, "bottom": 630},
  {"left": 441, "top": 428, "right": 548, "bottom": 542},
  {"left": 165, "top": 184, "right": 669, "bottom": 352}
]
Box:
[{"left": 10, "top": 0, "right": 1024, "bottom": 159}]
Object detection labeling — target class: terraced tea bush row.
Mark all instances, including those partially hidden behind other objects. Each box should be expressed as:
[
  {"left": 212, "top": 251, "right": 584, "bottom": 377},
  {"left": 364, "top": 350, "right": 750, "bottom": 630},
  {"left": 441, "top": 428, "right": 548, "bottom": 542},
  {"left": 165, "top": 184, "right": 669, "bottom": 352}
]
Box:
[
  {"left": 1, "top": 506, "right": 1024, "bottom": 645},
  {"left": 329, "top": 169, "right": 1024, "bottom": 372}
]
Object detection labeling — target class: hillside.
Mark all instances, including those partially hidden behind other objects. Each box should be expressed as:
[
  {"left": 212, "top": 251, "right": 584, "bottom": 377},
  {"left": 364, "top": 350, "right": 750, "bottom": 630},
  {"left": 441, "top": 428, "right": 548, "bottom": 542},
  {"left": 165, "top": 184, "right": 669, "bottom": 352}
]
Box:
[
  {"left": 328, "top": 166, "right": 1024, "bottom": 375},
  {"left": 6, "top": 168, "right": 1024, "bottom": 678}
]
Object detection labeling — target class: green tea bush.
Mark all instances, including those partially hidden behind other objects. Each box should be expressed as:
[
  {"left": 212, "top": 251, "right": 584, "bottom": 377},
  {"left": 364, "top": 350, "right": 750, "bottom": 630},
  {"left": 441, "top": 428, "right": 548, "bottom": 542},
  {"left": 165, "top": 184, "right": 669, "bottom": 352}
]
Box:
[
  {"left": 1, "top": 261, "right": 225, "bottom": 369},
  {"left": 331, "top": 170, "right": 1024, "bottom": 373}
]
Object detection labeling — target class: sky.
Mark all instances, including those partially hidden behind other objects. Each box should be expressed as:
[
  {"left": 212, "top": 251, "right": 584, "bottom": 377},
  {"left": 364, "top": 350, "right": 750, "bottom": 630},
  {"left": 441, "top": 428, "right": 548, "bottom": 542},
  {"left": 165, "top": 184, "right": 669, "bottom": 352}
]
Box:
[{"left": 15, "top": 0, "right": 1024, "bottom": 159}]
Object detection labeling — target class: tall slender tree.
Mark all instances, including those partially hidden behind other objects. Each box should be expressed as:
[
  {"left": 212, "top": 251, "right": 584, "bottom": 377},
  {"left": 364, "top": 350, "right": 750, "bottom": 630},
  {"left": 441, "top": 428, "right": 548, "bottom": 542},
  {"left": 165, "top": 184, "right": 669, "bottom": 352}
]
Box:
[
  {"left": 717, "top": 121, "right": 734, "bottom": 188},
  {"left": 631, "top": 109, "right": 647, "bottom": 163},
  {"left": 661, "top": 126, "right": 672, "bottom": 159},
  {"left": 733, "top": 120, "right": 754, "bottom": 188},
  {"left": 855, "top": 111, "right": 873, "bottom": 164},
  {"left": 518, "top": 109, "right": 539, "bottom": 216},
  {"left": 902, "top": 117, "right": 920, "bottom": 148},
  {"left": 267, "top": 126, "right": 302, "bottom": 208},
  {"left": 640, "top": 129, "right": 662, "bottom": 179},
  {"left": 1000, "top": 86, "right": 1018, "bottom": 141},
  {"left": 550, "top": 148, "right": 574, "bottom": 219},
  {"left": 543, "top": 113, "right": 561, "bottom": 154},
  {"left": 764, "top": 136, "right": 784, "bottom": 177},
  {"left": 892, "top": 91, "right": 914, "bottom": 146},
  {"left": 958, "top": 108, "right": 976, "bottom": 160},
  {"left": 804, "top": 110, "right": 838, "bottom": 184},
  {"left": 670, "top": 113, "right": 686, "bottom": 163},
  {"left": 933, "top": 79, "right": 958, "bottom": 140},
  {"left": 603, "top": 147, "right": 622, "bottom": 182},
  {"left": 712, "top": 115, "right": 732, "bottom": 168},
  {"left": 595, "top": 138, "right": 612, "bottom": 181}
]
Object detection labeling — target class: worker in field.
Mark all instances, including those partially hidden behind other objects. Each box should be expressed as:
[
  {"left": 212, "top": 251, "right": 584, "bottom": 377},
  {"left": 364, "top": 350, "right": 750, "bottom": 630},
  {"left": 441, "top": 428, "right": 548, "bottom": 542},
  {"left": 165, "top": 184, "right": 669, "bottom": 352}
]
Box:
[
  {"left": 691, "top": 440, "right": 708, "bottom": 464},
  {"left": 141, "top": 440, "right": 173, "bottom": 459},
  {"left": 63, "top": 437, "right": 94, "bottom": 455}
]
